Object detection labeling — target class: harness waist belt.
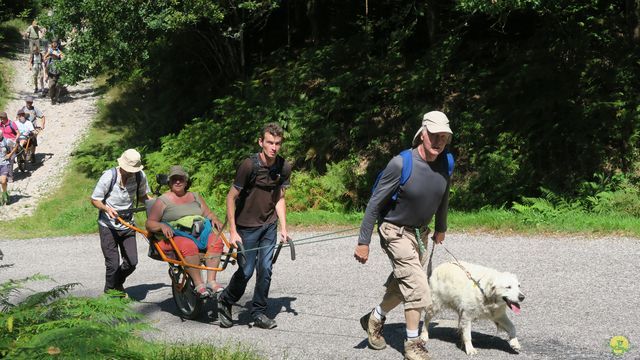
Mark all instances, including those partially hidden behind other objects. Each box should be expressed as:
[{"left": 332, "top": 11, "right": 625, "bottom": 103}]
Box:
[{"left": 382, "top": 221, "right": 429, "bottom": 235}]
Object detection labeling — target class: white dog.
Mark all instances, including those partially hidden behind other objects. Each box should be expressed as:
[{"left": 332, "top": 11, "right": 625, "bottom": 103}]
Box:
[{"left": 421, "top": 261, "right": 524, "bottom": 355}]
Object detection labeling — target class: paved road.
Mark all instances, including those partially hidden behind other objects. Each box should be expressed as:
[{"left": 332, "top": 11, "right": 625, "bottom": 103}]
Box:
[{"left": 1, "top": 232, "right": 638, "bottom": 360}]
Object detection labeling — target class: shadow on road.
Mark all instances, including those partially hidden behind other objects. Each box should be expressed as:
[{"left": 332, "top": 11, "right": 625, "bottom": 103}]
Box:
[{"left": 126, "top": 282, "right": 169, "bottom": 301}]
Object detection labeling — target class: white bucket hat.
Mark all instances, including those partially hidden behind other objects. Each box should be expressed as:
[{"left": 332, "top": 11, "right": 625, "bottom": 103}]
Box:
[
  {"left": 117, "top": 149, "right": 144, "bottom": 173},
  {"left": 412, "top": 111, "right": 453, "bottom": 147}
]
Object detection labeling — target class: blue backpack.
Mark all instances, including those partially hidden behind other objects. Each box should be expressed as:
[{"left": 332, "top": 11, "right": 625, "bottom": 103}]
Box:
[{"left": 371, "top": 149, "right": 455, "bottom": 201}]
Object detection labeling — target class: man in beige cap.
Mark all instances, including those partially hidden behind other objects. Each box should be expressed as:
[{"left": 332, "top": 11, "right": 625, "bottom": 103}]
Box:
[
  {"left": 90, "top": 149, "right": 152, "bottom": 295},
  {"left": 354, "top": 111, "right": 453, "bottom": 360}
]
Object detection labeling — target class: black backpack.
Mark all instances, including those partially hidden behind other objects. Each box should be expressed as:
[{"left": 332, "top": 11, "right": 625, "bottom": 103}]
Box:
[{"left": 235, "top": 153, "right": 286, "bottom": 215}]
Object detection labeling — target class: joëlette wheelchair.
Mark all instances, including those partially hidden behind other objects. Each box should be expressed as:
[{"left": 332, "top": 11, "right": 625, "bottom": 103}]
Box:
[
  {"left": 115, "top": 174, "right": 295, "bottom": 320},
  {"left": 15, "top": 130, "right": 40, "bottom": 173}
]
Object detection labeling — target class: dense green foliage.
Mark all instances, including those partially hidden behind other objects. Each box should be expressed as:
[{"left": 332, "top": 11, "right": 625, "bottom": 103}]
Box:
[
  {"left": 26, "top": 1, "right": 640, "bottom": 214},
  {"left": 0, "top": 267, "right": 261, "bottom": 359}
]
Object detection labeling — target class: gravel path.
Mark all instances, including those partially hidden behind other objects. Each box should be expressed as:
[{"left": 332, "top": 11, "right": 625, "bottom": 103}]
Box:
[
  {"left": 0, "top": 52, "right": 98, "bottom": 220},
  {"left": 1, "top": 231, "right": 638, "bottom": 360}
]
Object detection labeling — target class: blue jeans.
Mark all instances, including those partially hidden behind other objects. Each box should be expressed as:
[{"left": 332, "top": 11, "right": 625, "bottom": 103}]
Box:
[{"left": 220, "top": 222, "right": 277, "bottom": 317}]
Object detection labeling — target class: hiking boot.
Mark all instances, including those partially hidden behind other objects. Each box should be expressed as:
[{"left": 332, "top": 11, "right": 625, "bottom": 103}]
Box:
[
  {"left": 217, "top": 299, "right": 233, "bottom": 328},
  {"left": 404, "top": 338, "right": 431, "bottom": 360},
  {"left": 253, "top": 313, "right": 277, "bottom": 329},
  {"left": 360, "top": 309, "right": 387, "bottom": 350}
]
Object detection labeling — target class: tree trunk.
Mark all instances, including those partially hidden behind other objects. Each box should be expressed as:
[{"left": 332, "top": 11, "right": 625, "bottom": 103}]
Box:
[
  {"left": 626, "top": 0, "right": 640, "bottom": 43},
  {"left": 425, "top": 0, "right": 437, "bottom": 46},
  {"left": 307, "top": 0, "right": 320, "bottom": 44}
]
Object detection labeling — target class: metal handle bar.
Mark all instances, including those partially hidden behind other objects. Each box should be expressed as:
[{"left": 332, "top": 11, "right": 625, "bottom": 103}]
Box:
[
  {"left": 222, "top": 241, "right": 247, "bottom": 270},
  {"left": 272, "top": 236, "right": 296, "bottom": 264}
]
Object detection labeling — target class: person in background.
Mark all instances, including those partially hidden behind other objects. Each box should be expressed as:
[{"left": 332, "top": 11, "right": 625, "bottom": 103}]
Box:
[
  {"left": 21, "top": 96, "right": 45, "bottom": 164},
  {"left": 0, "top": 112, "right": 19, "bottom": 186},
  {"left": 29, "top": 45, "right": 45, "bottom": 94},
  {"left": 15, "top": 109, "right": 35, "bottom": 149},
  {"left": 0, "top": 132, "right": 16, "bottom": 205},
  {"left": 43, "top": 39, "right": 64, "bottom": 104},
  {"left": 24, "top": 20, "right": 42, "bottom": 53}
]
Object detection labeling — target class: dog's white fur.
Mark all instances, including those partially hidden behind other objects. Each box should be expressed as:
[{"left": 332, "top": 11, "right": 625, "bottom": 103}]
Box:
[{"left": 421, "top": 261, "right": 524, "bottom": 355}]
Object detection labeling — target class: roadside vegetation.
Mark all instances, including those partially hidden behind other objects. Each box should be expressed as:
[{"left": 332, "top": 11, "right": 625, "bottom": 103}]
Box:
[{"left": 0, "top": 267, "right": 261, "bottom": 359}]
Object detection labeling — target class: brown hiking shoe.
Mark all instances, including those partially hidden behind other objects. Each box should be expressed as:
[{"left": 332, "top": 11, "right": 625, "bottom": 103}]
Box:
[
  {"left": 360, "top": 309, "right": 386, "bottom": 350},
  {"left": 404, "top": 338, "right": 431, "bottom": 360}
]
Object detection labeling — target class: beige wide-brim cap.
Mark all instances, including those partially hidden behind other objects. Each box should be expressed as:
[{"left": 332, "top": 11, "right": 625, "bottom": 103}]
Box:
[
  {"left": 117, "top": 149, "right": 144, "bottom": 173},
  {"left": 411, "top": 111, "right": 453, "bottom": 147},
  {"left": 168, "top": 165, "right": 189, "bottom": 181}
]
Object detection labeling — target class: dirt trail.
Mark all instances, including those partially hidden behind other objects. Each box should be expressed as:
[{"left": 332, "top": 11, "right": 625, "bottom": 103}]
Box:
[{"left": 0, "top": 52, "right": 98, "bottom": 220}]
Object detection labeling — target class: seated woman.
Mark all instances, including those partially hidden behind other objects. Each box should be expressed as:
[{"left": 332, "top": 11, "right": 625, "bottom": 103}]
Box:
[
  {"left": 146, "top": 165, "right": 225, "bottom": 298},
  {"left": 16, "top": 109, "right": 35, "bottom": 148}
]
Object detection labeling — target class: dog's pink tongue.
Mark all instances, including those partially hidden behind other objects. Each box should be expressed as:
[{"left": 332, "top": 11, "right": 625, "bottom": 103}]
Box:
[{"left": 510, "top": 303, "right": 521, "bottom": 315}]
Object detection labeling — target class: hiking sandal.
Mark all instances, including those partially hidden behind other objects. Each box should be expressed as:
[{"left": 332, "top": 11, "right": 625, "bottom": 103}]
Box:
[
  {"left": 194, "top": 284, "right": 211, "bottom": 299},
  {"left": 206, "top": 282, "right": 224, "bottom": 294}
]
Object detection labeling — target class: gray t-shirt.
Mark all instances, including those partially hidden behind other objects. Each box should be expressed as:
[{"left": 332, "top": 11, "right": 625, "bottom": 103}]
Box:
[
  {"left": 0, "top": 139, "right": 10, "bottom": 166},
  {"left": 91, "top": 167, "right": 151, "bottom": 230},
  {"left": 21, "top": 106, "right": 44, "bottom": 127},
  {"left": 358, "top": 148, "right": 450, "bottom": 245}
]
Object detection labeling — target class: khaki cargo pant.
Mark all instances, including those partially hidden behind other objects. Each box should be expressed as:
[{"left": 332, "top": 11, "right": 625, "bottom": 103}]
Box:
[{"left": 378, "top": 221, "right": 431, "bottom": 310}]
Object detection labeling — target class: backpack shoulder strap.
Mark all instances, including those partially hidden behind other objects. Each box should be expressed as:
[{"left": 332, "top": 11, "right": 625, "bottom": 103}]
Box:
[
  {"left": 275, "top": 155, "right": 286, "bottom": 185},
  {"left": 135, "top": 171, "right": 142, "bottom": 206},
  {"left": 444, "top": 149, "right": 455, "bottom": 177},
  {"left": 390, "top": 149, "right": 413, "bottom": 201},
  {"left": 8, "top": 121, "right": 17, "bottom": 135},
  {"left": 247, "top": 153, "right": 261, "bottom": 188},
  {"left": 398, "top": 149, "right": 413, "bottom": 186},
  {"left": 102, "top": 168, "right": 118, "bottom": 204}
]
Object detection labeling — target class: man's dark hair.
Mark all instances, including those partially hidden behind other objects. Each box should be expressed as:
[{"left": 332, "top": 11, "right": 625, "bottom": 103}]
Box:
[{"left": 260, "top": 122, "right": 284, "bottom": 140}]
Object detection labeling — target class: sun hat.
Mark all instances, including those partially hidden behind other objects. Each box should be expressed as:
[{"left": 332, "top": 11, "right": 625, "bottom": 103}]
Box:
[
  {"left": 168, "top": 165, "right": 189, "bottom": 181},
  {"left": 117, "top": 149, "right": 144, "bottom": 173},
  {"left": 25, "top": 96, "right": 34, "bottom": 103},
  {"left": 0, "top": 112, "right": 7, "bottom": 119},
  {"left": 411, "top": 111, "right": 453, "bottom": 147},
  {"left": 17, "top": 109, "right": 25, "bottom": 115}
]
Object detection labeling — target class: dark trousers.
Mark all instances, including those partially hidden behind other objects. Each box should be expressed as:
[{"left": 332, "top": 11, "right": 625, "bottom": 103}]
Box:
[
  {"left": 220, "top": 222, "right": 277, "bottom": 317},
  {"left": 48, "top": 73, "right": 60, "bottom": 102},
  {"left": 99, "top": 225, "right": 138, "bottom": 292}
]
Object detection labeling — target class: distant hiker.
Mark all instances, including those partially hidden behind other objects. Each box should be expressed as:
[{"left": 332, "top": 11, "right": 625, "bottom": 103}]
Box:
[
  {"left": 354, "top": 111, "right": 453, "bottom": 360},
  {"left": 22, "top": 95, "right": 45, "bottom": 129},
  {"left": 0, "top": 132, "right": 16, "bottom": 205},
  {"left": 24, "top": 20, "right": 42, "bottom": 53},
  {"left": 44, "top": 39, "right": 64, "bottom": 105},
  {"left": 90, "top": 149, "right": 152, "bottom": 296},
  {"left": 0, "top": 111, "right": 19, "bottom": 184},
  {"left": 29, "top": 45, "right": 45, "bottom": 94},
  {"left": 145, "top": 165, "right": 225, "bottom": 298},
  {"left": 21, "top": 96, "right": 45, "bottom": 163},
  {"left": 217, "top": 122, "right": 292, "bottom": 330},
  {"left": 15, "top": 109, "right": 35, "bottom": 149}
]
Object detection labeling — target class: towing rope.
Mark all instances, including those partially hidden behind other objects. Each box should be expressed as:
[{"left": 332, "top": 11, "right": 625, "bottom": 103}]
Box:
[{"left": 201, "top": 226, "right": 360, "bottom": 260}]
